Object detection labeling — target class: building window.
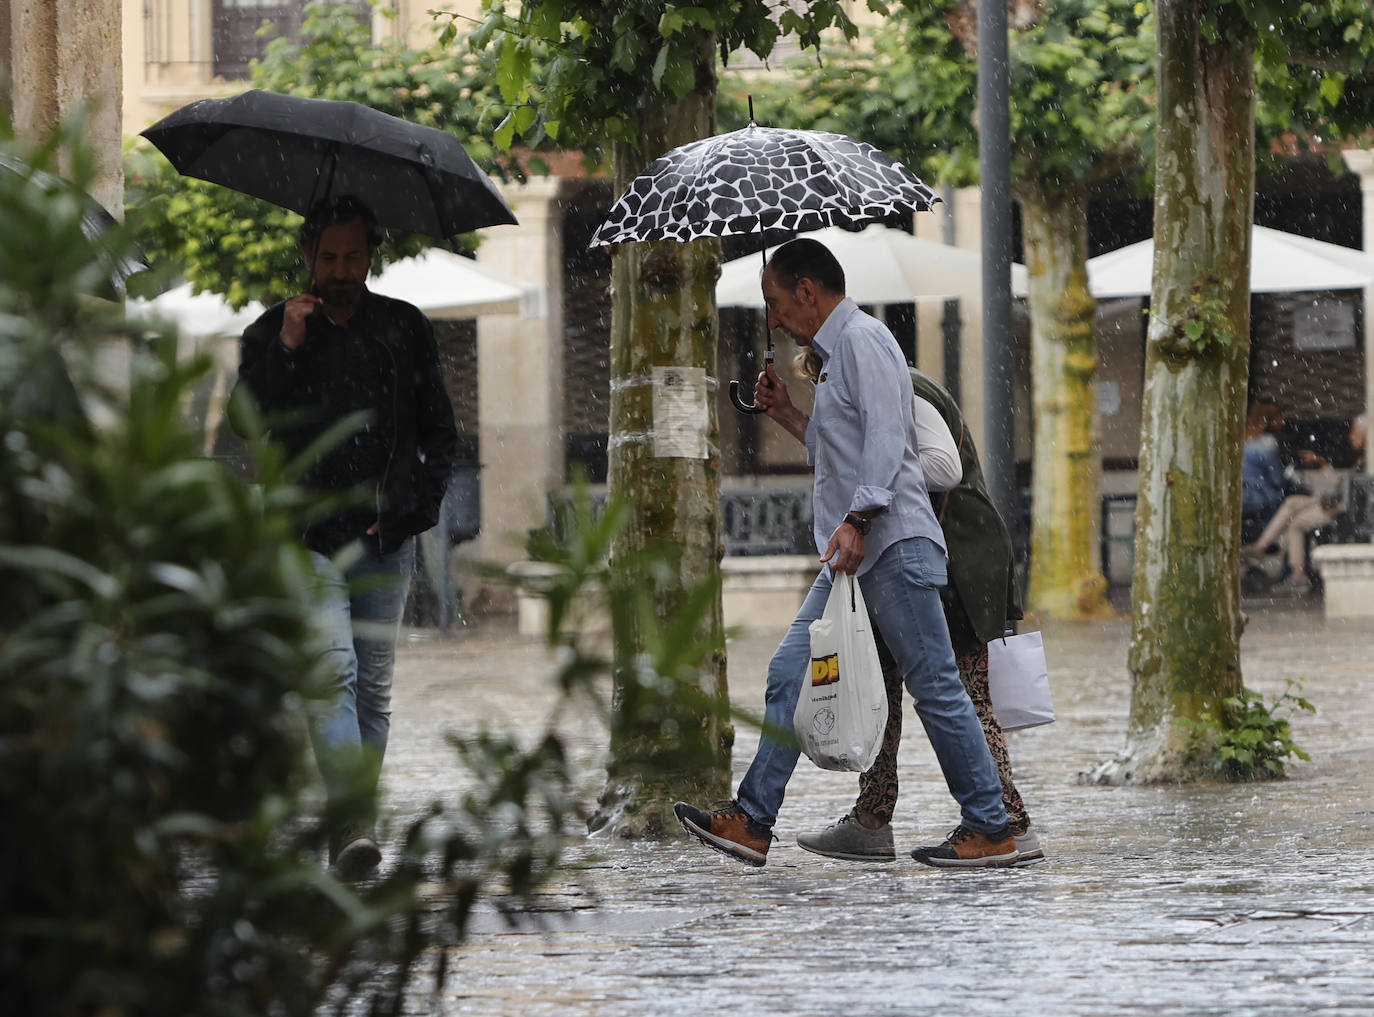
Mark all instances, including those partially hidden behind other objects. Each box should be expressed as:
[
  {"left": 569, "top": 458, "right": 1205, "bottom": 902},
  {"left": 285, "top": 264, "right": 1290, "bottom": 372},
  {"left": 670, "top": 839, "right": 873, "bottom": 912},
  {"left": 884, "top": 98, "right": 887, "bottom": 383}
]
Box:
[{"left": 212, "top": 0, "right": 306, "bottom": 81}]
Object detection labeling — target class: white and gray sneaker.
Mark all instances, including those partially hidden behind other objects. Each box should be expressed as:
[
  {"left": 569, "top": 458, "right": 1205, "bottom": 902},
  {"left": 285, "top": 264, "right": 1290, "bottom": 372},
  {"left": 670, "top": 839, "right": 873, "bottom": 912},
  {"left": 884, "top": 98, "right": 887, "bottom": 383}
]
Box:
[
  {"left": 1013, "top": 828, "right": 1046, "bottom": 866},
  {"left": 796, "top": 810, "right": 896, "bottom": 862}
]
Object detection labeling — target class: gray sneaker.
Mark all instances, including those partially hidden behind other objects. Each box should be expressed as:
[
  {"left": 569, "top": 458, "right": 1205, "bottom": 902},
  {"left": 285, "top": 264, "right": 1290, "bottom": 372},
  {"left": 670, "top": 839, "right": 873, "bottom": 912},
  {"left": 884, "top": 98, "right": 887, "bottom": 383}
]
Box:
[
  {"left": 796, "top": 810, "right": 895, "bottom": 862},
  {"left": 1013, "top": 828, "right": 1046, "bottom": 866},
  {"left": 331, "top": 824, "right": 381, "bottom": 881}
]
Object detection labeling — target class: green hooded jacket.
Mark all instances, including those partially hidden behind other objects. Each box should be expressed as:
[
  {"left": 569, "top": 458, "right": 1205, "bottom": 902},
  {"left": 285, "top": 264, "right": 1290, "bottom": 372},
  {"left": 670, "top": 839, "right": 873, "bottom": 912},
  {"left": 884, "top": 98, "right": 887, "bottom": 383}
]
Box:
[{"left": 911, "top": 369, "right": 1023, "bottom": 644}]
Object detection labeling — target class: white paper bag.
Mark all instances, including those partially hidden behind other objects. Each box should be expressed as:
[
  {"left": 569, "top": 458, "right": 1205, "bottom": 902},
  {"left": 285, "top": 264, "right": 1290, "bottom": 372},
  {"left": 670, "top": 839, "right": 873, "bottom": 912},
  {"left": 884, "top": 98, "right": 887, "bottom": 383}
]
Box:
[
  {"left": 795, "top": 572, "right": 889, "bottom": 771},
  {"left": 987, "top": 630, "right": 1055, "bottom": 731}
]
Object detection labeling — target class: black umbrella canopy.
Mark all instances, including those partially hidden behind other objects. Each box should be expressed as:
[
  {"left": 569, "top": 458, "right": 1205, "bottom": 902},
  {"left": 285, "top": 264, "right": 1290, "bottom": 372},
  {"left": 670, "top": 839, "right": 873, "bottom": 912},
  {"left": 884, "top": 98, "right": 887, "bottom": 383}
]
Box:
[
  {"left": 591, "top": 124, "right": 940, "bottom": 247},
  {"left": 141, "top": 90, "right": 518, "bottom": 239},
  {"left": 0, "top": 152, "right": 149, "bottom": 298}
]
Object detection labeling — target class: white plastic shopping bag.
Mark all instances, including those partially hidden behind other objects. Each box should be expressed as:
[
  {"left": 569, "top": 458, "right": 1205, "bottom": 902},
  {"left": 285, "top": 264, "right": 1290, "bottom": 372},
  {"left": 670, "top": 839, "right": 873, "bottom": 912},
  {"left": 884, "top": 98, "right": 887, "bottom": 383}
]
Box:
[
  {"left": 794, "top": 571, "right": 888, "bottom": 771},
  {"left": 987, "top": 630, "right": 1055, "bottom": 731}
]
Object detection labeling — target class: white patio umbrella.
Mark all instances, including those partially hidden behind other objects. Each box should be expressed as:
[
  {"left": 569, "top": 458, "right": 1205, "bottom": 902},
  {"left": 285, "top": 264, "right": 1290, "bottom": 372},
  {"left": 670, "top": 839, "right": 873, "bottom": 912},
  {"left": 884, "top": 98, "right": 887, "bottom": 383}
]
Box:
[
  {"left": 129, "top": 248, "right": 540, "bottom": 336},
  {"left": 1080, "top": 225, "right": 1374, "bottom": 299},
  {"left": 127, "top": 282, "right": 264, "bottom": 339},
  {"left": 716, "top": 222, "right": 1028, "bottom": 307},
  {"left": 369, "top": 247, "right": 540, "bottom": 318}
]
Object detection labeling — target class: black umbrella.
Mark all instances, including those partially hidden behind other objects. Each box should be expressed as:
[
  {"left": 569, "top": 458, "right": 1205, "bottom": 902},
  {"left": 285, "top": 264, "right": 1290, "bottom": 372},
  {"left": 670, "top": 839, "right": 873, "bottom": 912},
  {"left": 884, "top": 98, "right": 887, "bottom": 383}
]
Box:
[
  {"left": 140, "top": 89, "right": 517, "bottom": 239},
  {"left": 0, "top": 153, "right": 149, "bottom": 299},
  {"left": 590, "top": 116, "right": 938, "bottom": 412}
]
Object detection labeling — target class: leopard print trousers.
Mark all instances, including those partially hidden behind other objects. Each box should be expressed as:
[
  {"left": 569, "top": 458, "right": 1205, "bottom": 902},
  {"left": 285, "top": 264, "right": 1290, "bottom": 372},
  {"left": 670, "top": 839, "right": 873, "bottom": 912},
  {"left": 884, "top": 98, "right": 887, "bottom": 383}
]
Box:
[{"left": 856, "top": 643, "right": 1031, "bottom": 835}]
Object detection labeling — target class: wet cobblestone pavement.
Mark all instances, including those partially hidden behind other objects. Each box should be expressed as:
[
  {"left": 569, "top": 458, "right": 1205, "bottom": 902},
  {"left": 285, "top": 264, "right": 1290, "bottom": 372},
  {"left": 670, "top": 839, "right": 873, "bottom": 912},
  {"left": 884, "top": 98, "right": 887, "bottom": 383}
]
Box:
[{"left": 381, "top": 598, "right": 1374, "bottom": 1016}]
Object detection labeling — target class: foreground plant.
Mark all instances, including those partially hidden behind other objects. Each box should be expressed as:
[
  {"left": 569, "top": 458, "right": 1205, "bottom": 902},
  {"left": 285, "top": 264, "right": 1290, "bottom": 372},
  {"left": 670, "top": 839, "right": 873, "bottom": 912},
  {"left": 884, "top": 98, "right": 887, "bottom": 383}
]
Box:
[{"left": 4, "top": 120, "right": 728, "bottom": 1016}]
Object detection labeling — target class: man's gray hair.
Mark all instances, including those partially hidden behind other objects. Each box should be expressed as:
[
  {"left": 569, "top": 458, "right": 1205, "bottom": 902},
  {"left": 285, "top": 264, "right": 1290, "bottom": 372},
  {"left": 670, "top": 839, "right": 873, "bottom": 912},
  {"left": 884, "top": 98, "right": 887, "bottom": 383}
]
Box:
[{"left": 766, "top": 237, "right": 846, "bottom": 295}]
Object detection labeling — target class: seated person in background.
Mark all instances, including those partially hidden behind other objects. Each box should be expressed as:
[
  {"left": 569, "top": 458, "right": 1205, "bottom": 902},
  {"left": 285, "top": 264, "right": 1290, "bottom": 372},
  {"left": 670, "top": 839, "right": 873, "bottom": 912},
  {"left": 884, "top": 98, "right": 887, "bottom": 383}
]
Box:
[
  {"left": 1242, "top": 400, "right": 1318, "bottom": 544},
  {"left": 1243, "top": 413, "right": 1368, "bottom": 595}
]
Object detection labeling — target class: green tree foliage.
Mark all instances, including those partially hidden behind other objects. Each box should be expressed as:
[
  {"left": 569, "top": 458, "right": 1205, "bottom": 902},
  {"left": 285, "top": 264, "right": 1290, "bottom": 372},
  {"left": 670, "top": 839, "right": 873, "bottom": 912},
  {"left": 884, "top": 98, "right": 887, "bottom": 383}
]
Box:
[
  {"left": 723, "top": 1, "right": 1154, "bottom": 190},
  {"left": 454, "top": 0, "right": 883, "bottom": 156},
  {"left": 3, "top": 122, "right": 725, "bottom": 1013},
  {"left": 1250, "top": 0, "right": 1374, "bottom": 157},
  {"left": 126, "top": 0, "right": 517, "bottom": 309}
]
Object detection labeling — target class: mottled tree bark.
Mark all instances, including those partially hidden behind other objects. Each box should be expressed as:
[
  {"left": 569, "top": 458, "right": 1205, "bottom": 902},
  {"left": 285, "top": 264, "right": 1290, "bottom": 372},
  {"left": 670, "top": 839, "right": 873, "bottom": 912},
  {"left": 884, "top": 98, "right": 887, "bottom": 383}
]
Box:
[
  {"left": 1093, "top": 0, "right": 1253, "bottom": 783},
  {"left": 1020, "top": 184, "right": 1113, "bottom": 619},
  {"left": 591, "top": 35, "right": 733, "bottom": 836}
]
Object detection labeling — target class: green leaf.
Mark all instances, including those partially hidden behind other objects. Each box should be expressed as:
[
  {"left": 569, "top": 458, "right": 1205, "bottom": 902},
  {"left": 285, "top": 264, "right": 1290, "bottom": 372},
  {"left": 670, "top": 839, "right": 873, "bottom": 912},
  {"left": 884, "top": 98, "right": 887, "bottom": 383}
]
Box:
[
  {"left": 677, "top": 7, "right": 718, "bottom": 32},
  {"left": 658, "top": 9, "right": 685, "bottom": 38},
  {"left": 1320, "top": 73, "right": 1347, "bottom": 107},
  {"left": 496, "top": 38, "right": 533, "bottom": 104},
  {"left": 661, "top": 41, "right": 696, "bottom": 97},
  {"left": 651, "top": 41, "right": 671, "bottom": 90},
  {"left": 513, "top": 104, "right": 538, "bottom": 135},
  {"left": 493, "top": 111, "right": 516, "bottom": 151}
]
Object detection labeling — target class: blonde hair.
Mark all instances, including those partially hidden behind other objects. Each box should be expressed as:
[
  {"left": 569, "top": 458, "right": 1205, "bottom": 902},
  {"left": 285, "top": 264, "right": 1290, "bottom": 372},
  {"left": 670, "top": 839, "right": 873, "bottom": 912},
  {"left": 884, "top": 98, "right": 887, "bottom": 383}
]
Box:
[{"left": 793, "top": 347, "right": 822, "bottom": 381}]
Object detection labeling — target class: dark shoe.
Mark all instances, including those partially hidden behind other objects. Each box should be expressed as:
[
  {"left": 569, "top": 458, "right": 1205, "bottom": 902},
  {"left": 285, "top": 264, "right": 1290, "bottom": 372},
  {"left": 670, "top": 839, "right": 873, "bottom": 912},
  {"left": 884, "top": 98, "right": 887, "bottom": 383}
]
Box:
[
  {"left": 909, "top": 824, "right": 1020, "bottom": 868},
  {"left": 1012, "top": 828, "right": 1046, "bottom": 866},
  {"left": 674, "top": 800, "right": 773, "bottom": 867},
  {"left": 796, "top": 809, "right": 895, "bottom": 862},
  {"left": 331, "top": 824, "right": 381, "bottom": 881}
]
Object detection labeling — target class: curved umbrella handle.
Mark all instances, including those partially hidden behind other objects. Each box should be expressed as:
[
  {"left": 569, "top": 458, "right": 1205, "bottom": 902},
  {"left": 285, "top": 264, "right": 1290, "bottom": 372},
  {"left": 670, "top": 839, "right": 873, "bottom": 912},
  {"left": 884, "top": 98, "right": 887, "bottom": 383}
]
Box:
[
  {"left": 729, "top": 379, "right": 766, "bottom": 415},
  {"left": 728, "top": 348, "right": 774, "bottom": 415}
]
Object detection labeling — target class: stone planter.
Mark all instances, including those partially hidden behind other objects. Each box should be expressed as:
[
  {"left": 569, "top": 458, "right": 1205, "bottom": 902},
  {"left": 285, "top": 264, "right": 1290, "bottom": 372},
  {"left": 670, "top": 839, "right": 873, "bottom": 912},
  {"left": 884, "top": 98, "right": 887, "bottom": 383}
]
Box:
[{"left": 1311, "top": 543, "right": 1374, "bottom": 617}]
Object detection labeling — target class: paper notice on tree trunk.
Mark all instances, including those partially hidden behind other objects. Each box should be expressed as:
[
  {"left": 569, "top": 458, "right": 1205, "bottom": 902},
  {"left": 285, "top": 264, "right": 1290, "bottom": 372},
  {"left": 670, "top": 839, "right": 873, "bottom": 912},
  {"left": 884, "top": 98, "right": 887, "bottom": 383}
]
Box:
[{"left": 652, "top": 366, "right": 709, "bottom": 459}]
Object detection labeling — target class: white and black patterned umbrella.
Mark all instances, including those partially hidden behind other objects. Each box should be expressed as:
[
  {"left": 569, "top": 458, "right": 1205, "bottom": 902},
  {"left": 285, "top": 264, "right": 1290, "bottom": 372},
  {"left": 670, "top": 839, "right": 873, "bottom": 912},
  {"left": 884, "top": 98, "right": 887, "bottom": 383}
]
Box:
[
  {"left": 590, "top": 120, "right": 939, "bottom": 412},
  {"left": 590, "top": 123, "right": 938, "bottom": 247}
]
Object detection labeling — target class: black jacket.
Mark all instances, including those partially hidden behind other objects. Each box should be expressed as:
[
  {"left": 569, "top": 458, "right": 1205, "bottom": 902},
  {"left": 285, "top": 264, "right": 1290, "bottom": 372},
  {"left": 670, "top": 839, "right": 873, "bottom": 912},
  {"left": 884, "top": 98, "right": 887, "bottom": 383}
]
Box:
[{"left": 234, "top": 289, "right": 458, "bottom": 557}]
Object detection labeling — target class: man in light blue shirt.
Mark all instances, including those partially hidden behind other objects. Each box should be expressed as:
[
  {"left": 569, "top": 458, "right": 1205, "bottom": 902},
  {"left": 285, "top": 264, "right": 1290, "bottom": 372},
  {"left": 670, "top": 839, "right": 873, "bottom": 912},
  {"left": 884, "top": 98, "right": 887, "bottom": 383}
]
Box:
[{"left": 674, "top": 238, "right": 1016, "bottom": 868}]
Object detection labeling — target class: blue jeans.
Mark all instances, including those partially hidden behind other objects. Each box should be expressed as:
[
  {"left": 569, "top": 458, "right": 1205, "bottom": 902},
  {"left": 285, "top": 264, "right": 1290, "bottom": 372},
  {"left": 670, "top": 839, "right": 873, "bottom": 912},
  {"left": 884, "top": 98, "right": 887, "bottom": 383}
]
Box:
[
  {"left": 737, "top": 537, "right": 1008, "bottom": 834},
  {"left": 306, "top": 538, "right": 415, "bottom": 805}
]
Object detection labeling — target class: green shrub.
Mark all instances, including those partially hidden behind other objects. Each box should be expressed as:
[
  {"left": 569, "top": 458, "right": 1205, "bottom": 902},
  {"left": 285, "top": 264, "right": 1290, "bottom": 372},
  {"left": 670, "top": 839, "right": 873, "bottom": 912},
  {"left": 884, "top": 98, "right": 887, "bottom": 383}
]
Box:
[
  {"left": 1, "top": 122, "right": 371, "bottom": 1016},
  {"left": 4, "top": 119, "right": 726, "bottom": 1016},
  {"left": 1178, "top": 678, "right": 1315, "bottom": 781}
]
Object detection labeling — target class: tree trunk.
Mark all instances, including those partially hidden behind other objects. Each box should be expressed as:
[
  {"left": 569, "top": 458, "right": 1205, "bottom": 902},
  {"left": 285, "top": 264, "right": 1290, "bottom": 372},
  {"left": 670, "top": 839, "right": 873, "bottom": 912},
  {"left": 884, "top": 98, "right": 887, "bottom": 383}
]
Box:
[
  {"left": 1020, "top": 184, "right": 1113, "bottom": 619},
  {"left": 1092, "top": 0, "right": 1254, "bottom": 784},
  {"left": 590, "top": 34, "right": 733, "bottom": 836}
]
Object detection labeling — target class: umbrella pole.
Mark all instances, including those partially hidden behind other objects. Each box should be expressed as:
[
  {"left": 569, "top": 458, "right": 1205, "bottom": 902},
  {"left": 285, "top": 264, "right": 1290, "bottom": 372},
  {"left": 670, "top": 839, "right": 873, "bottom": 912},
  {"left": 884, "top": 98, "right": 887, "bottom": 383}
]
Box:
[
  {"left": 299, "top": 146, "right": 341, "bottom": 296},
  {"left": 728, "top": 240, "right": 772, "bottom": 415}
]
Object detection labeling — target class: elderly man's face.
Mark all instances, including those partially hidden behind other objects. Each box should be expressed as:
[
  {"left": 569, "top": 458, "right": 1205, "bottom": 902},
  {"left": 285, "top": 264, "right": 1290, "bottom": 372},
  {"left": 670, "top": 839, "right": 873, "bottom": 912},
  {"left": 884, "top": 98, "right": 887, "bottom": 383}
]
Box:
[
  {"left": 305, "top": 218, "right": 372, "bottom": 313},
  {"left": 760, "top": 266, "right": 825, "bottom": 344}
]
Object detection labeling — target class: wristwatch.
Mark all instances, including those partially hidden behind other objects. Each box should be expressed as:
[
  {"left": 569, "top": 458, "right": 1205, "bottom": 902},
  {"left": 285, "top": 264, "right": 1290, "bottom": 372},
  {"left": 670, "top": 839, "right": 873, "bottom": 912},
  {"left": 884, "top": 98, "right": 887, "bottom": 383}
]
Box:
[{"left": 843, "top": 512, "right": 871, "bottom": 536}]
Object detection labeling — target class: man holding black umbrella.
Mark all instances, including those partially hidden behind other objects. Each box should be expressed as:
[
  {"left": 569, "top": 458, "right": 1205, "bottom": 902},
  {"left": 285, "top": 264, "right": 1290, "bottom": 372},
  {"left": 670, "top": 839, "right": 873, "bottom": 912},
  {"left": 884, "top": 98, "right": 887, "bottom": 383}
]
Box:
[{"left": 233, "top": 195, "right": 457, "bottom": 879}]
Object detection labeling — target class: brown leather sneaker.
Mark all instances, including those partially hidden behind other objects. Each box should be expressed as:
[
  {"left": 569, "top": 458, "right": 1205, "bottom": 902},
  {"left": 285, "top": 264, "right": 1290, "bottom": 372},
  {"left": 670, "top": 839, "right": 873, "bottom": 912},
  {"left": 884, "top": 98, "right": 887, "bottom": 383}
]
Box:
[
  {"left": 674, "top": 800, "right": 773, "bottom": 866},
  {"left": 909, "top": 824, "right": 1021, "bottom": 868}
]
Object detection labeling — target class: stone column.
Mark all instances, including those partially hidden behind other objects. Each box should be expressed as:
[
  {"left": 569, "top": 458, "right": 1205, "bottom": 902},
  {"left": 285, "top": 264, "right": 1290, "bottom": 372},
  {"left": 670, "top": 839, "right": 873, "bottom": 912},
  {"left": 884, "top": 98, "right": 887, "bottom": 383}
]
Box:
[
  {"left": 0, "top": 4, "right": 12, "bottom": 119},
  {"left": 1342, "top": 147, "right": 1374, "bottom": 475},
  {"left": 6, "top": 0, "right": 124, "bottom": 213},
  {"left": 472, "top": 175, "right": 566, "bottom": 610}
]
